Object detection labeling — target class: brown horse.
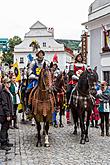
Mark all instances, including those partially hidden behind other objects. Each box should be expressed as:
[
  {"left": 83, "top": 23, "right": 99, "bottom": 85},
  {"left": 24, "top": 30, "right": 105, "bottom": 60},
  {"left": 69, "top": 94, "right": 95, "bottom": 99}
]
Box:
[{"left": 28, "top": 63, "right": 55, "bottom": 147}]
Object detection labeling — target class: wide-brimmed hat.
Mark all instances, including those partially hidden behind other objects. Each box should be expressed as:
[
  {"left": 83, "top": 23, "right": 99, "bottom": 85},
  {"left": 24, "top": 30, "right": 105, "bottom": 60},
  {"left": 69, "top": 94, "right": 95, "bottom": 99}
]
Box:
[
  {"left": 36, "top": 50, "right": 45, "bottom": 57},
  {"left": 4, "top": 77, "right": 11, "bottom": 84},
  {"left": 75, "top": 53, "right": 83, "bottom": 62}
]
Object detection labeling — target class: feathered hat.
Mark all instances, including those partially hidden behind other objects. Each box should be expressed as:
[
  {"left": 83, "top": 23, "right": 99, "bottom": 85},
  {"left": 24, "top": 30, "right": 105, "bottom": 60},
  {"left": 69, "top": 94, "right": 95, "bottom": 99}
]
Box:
[{"left": 52, "top": 53, "right": 58, "bottom": 64}]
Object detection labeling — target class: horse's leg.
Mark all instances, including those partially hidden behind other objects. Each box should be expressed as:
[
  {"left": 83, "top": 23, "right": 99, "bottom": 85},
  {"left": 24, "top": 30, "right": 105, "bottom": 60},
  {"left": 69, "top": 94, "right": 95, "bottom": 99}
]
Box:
[
  {"left": 71, "top": 106, "right": 78, "bottom": 135},
  {"left": 36, "top": 121, "right": 42, "bottom": 147},
  {"left": 79, "top": 109, "right": 85, "bottom": 144},
  {"left": 85, "top": 109, "right": 91, "bottom": 142},
  {"left": 43, "top": 122, "right": 45, "bottom": 135},
  {"left": 59, "top": 103, "right": 64, "bottom": 127},
  {"left": 44, "top": 121, "right": 50, "bottom": 147}
]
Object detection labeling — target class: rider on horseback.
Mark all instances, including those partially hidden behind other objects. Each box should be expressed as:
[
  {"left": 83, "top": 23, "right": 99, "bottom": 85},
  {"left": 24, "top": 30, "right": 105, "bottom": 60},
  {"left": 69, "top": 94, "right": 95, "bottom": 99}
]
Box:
[
  {"left": 26, "top": 48, "right": 49, "bottom": 114},
  {"left": 66, "top": 53, "right": 86, "bottom": 124}
]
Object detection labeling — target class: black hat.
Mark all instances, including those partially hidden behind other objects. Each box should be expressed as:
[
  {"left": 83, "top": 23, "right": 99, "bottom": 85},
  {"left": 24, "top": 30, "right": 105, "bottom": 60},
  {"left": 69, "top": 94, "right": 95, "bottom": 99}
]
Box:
[{"left": 36, "top": 50, "right": 45, "bottom": 57}]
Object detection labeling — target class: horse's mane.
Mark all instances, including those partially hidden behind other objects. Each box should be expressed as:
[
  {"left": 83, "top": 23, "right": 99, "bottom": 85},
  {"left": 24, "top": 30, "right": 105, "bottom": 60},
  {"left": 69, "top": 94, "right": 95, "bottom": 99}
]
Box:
[{"left": 77, "top": 69, "right": 98, "bottom": 96}]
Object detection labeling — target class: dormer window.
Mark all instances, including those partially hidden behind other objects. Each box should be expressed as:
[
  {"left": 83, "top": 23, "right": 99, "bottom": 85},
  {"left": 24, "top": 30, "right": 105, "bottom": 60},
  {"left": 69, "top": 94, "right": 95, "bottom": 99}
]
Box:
[{"left": 43, "top": 42, "right": 46, "bottom": 47}]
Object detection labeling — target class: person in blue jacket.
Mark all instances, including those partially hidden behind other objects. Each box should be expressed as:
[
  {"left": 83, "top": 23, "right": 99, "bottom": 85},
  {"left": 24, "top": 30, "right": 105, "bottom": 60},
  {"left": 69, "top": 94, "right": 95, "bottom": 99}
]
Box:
[{"left": 97, "top": 81, "right": 110, "bottom": 136}]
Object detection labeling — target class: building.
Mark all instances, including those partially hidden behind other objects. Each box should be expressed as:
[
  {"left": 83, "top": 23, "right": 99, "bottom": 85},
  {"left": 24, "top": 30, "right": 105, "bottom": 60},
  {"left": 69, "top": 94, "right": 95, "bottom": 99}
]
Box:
[
  {"left": 14, "top": 21, "right": 74, "bottom": 71},
  {"left": 0, "top": 38, "right": 8, "bottom": 52},
  {"left": 82, "top": 0, "right": 110, "bottom": 84}
]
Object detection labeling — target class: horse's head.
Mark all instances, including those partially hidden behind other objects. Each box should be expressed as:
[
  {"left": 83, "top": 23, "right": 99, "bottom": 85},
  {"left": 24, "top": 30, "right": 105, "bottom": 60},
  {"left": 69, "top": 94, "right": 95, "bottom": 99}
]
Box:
[
  {"left": 78, "top": 67, "right": 98, "bottom": 96},
  {"left": 38, "top": 65, "right": 51, "bottom": 90}
]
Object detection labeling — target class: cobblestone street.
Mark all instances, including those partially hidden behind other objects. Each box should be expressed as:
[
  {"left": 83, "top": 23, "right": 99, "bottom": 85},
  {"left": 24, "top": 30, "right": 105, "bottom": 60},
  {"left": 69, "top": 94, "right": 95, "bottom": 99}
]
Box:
[{"left": 0, "top": 114, "right": 110, "bottom": 165}]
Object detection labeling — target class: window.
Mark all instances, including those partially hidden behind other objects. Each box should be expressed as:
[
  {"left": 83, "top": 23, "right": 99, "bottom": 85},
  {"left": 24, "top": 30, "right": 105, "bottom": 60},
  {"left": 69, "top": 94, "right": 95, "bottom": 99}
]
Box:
[
  {"left": 20, "top": 57, "right": 24, "bottom": 63},
  {"left": 103, "top": 71, "right": 110, "bottom": 85},
  {"left": 102, "top": 27, "right": 110, "bottom": 53},
  {"left": 43, "top": 42, "right": 46, "bottom": 47}
]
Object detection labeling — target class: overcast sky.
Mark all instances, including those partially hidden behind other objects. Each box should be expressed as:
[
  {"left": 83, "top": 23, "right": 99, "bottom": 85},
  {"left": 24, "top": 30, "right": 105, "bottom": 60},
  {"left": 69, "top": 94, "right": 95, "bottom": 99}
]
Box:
[{"left": 0, "top": 0, "right": 94, "bottom": 40}]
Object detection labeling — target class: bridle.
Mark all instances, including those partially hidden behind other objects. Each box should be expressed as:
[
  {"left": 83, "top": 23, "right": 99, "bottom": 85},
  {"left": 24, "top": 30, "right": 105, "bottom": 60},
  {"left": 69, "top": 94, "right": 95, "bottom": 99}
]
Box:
[{"left": 77, "top": 70, "right": 97, "bottom": 103}]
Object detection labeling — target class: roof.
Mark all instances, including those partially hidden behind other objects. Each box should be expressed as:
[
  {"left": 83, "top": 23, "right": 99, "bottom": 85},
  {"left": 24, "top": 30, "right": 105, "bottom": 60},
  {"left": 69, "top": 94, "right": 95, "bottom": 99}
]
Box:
[
  {"left": 89, "top": 0, "right": 110, "bottom": 15},
  {"left": 55, "top": 39, "right": 81, "bottom": 51}
]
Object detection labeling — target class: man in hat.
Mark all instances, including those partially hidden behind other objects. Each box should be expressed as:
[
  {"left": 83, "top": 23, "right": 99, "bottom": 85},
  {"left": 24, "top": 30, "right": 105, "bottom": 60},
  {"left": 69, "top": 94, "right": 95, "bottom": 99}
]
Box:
[
  {"left": 66, "top": 53, "right": 86, "bottom": 124},
  {"left": 25, "top": 49, "right": 49, "bottom": 115}
]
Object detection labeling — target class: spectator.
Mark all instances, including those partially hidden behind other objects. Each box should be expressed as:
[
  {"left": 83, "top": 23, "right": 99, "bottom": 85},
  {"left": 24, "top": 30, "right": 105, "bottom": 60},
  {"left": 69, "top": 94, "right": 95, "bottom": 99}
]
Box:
[
  {"left": 10, "top": 75, "right": 20, "bottom": 129},
  {"left": 0, "top": 77, "right": 13, "bottom": 151},
  {"left": 97, "top": 81, "right": 110, "bottom": 136}
]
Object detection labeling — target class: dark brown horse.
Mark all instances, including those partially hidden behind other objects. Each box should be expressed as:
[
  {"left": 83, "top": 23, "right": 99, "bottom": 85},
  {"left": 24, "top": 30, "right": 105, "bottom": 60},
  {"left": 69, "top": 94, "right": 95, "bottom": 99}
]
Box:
[
  {"left": 28, "top": 63, "right": 55, "bottom": 147},
  {"left": 70, "top": 68, "right": 98, "bottom": 144},
  {"left": 53, "top": 72, "right": 66, "bottom": 127}
]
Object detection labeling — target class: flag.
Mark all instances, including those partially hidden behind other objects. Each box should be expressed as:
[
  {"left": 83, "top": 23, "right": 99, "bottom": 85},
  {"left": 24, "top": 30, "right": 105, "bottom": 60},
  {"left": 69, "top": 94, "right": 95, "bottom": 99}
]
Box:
[
  {"left": 102, "top": 24, "right": 108, "bottom": 33},
  {"left": 52, "top": 52, "right": 58, "bottom": 64},
  {"left": 13, "top": 61, "right": 21, "bottom": 82},
  {"left": 27, "top": 54, "right": 33, "bottom": 62}
]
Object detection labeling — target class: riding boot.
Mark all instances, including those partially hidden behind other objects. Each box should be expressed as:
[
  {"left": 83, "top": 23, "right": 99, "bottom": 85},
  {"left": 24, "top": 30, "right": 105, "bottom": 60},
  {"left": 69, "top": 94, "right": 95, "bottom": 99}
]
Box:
[
  {"left": 100, "top": 123, "right": 104, "bottom": 136},
  {"left": 106, "top": 124, "right": 109, "bottom": 136}
]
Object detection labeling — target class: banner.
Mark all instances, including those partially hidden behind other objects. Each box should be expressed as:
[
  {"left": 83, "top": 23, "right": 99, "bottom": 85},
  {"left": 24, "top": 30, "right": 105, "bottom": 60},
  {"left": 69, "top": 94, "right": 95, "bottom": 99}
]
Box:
[{"left": 13, "top": 61, "right": 21, "bottom": 82}]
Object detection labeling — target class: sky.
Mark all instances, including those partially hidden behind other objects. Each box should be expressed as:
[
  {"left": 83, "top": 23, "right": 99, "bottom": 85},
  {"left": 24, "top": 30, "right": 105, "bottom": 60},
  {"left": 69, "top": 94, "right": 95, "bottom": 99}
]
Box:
[{"left": 0, "top": 0, "right": 95, "bottom": 40}]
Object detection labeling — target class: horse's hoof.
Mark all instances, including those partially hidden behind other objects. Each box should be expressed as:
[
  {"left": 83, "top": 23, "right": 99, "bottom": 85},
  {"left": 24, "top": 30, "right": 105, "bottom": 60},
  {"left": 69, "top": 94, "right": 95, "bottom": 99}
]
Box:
[
  {"left": 85, "top": 136, "right": 89, "bottom": 142},
  {"left": 59, "top": 124, "right": 64, "bottom": 128},
  {"left": 36, "top": 142, "right": 42, "bottom": 147},
  {"left": 43, "top": 131, "right": 45, "bottom": 135},
  {"left": 73, "top": 130, "right": 77, "bottom": 135},
  {"left": 80, "top": 139, "right": 85, "bottom": 144},
  {"left": 54, "top": 124, "right": 58, "bottom": 128},
  {"left": 44, "top": 143, "right": 50, "bottom": 147}
]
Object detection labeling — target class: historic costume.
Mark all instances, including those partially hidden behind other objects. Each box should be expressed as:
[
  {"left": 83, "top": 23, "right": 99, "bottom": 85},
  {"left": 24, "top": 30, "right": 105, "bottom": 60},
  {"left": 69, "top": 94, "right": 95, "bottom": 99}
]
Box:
[{"left": 66, "top": 53, "right": 86, "bottom": 124}]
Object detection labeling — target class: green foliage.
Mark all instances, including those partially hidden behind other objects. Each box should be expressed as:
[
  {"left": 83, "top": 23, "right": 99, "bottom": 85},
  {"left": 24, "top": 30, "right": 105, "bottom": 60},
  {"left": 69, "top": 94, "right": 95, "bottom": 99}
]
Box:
[
  {"left": 2, "top": 36, "right": 22, "bottom": 64},
  {"left": 56, "top": 39, "right": 81, "bottom": 51}
]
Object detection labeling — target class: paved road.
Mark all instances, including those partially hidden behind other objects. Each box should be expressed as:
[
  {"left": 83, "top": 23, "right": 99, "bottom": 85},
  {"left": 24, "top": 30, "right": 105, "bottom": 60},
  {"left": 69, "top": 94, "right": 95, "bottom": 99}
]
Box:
[{"left": 0, "top": 114, "right": 110, "bottom": 165}]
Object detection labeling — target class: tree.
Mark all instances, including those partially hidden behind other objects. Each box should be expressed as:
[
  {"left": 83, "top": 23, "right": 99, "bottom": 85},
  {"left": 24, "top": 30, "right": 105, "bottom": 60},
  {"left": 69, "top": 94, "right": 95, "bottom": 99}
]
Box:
[{"left": 2, "top": 36, "right": 22, "bottom": 64}]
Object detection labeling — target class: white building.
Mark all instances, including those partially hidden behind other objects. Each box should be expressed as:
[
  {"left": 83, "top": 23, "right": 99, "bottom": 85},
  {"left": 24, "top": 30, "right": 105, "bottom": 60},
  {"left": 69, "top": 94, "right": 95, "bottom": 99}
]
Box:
[
  {"left": 14, "top": 21, "right": 74, "bottom": 71},
  {"left": 82, "top": 0, "right": 110, "bottom": 84}
]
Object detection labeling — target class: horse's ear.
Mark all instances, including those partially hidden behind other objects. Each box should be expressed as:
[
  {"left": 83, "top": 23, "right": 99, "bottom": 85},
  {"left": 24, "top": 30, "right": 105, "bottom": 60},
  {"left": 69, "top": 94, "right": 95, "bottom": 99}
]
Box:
[
  {"left": 93, "top": 66, "right": 97, "bottom": 72},
  {"left": 50, "top": 62, "right": 53, "bottom": 68},
  {"left": 43, "top": 62, "right": 46, "bottom": 69}
]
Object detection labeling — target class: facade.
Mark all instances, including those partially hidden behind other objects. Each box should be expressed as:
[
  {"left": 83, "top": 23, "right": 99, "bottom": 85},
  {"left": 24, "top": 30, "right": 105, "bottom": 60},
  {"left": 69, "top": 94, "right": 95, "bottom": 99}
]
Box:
[
  {"left": 14, "top": 21, "right": 74, "bottom": 71},
  {"left": 0, "top": 38, "right": 8, "bottom": 52},
  {"left": 82, "top": 0, "right": 110, "bottom": 84}
]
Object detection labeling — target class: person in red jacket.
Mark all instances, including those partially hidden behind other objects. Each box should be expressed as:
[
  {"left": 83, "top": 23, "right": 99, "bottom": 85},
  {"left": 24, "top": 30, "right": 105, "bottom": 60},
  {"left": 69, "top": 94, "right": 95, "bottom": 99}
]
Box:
[{"left": 66, "top": 53, "right": 86, "bottom": 124}]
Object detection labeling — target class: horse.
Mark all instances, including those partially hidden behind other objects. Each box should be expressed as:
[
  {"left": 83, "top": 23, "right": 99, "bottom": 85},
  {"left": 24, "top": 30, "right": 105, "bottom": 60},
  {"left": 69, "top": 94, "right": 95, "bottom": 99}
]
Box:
[
  {"left": 53, "top": 72, "right": 66, "bottom": 127},
  {"left": 28, "top": 63, "right": 55, "bottom": 147},
  {"left": 69, "top": 68, "right": 98, "bottom": 144}
]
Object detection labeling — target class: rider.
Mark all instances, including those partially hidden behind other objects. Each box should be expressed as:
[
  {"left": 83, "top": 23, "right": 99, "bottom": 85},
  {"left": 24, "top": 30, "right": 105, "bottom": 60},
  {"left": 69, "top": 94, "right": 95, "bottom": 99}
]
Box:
[
  {"left": 51, "top": 54, "right": 61, "bottom": 127},
  {"left": 26, "top": 49, "right": 49, "bottom": 114},
  {"left": 66, "top": 53, "right": 86, "bottom": 124}
]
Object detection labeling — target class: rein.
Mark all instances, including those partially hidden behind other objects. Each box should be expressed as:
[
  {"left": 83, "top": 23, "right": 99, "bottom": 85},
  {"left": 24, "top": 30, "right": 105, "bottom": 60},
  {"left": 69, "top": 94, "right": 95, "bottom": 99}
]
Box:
[{"left": 77, "top": 71, "right": 96, "bottom": 104}]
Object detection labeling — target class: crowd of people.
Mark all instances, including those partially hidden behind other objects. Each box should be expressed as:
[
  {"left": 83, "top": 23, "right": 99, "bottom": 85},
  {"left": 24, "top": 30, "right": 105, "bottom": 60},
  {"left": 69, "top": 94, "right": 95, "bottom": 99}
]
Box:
[{"left": 0, "top": 50, "right": 110, "bottom": 151}]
